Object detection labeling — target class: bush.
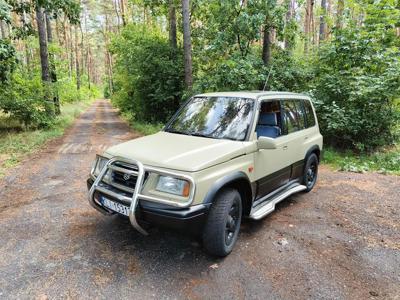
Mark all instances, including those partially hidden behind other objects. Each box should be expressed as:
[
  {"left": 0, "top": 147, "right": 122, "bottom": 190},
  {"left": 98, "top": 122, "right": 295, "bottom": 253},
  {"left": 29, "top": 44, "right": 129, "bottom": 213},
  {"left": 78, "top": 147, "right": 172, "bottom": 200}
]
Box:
[
  {"left": 194, "top": 47, "right": 311, "bottom": 94},
  {"left": 110, "top": 24, "right": 185, "bottom": 123},
  {"left": 0, "top": 71, "right": 53, "bottom": 128},
  {"left": 311, "top": 28, "right": 400, "bottom": 151}
]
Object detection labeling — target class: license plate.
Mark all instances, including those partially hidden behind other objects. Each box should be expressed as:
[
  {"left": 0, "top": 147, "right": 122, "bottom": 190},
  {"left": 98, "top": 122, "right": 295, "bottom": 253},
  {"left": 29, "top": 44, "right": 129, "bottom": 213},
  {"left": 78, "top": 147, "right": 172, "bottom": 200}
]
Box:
[{"left": 102, "top": 197, "right": 130, "bottom": 216}]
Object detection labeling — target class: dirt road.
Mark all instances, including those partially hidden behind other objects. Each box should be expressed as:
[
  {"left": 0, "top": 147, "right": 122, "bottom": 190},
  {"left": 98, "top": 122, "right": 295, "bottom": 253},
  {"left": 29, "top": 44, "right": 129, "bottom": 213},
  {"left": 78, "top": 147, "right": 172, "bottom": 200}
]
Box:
[{"left": 0, "top": 100, "right": 399, "bottom": 300}]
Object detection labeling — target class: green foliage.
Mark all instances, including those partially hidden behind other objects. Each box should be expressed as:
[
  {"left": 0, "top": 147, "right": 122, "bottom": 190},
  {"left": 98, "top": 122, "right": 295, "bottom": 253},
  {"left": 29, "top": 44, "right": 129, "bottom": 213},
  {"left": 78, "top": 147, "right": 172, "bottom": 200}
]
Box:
[
  {"left": 311, "top": 26, "right": 400, "bottom": 151},
  {"left": 0, "top": 71, "right": 53, "bottom": 127},
  {"left": 111, "top": 24, "right": 185, "bottom": 123},
  {"left": 323, "top": 146, "right": 400, "bottom": 175},
  {"left": 0, "top": 39, "right": 17, "bottom": 82},
  {"left": 0, "top": 99, "right": 93, "bottom": 177},
  {"left": 121, "top": 111, "right": 163, "bottom": 135}
]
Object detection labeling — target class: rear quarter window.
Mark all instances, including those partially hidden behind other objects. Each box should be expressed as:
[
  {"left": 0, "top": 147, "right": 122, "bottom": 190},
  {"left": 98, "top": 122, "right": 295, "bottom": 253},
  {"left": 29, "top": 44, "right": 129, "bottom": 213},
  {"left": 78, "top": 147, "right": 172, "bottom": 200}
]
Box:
[
  {"left": 304, "top": 100, "right": 316, "bottom": 128},
  {"left": 282, "top": 100, "right": 305, "bottom": 134}
]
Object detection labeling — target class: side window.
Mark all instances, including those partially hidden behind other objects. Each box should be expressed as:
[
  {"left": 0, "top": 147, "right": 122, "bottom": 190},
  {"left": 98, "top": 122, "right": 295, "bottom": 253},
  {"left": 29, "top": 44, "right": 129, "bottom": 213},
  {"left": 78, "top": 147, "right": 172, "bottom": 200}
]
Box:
[
  {"left": 281, "top": 100, "right": 305, "bottom": 134},
  {"left": 304, "top": 100, "right": 316, "bottom": 128}
]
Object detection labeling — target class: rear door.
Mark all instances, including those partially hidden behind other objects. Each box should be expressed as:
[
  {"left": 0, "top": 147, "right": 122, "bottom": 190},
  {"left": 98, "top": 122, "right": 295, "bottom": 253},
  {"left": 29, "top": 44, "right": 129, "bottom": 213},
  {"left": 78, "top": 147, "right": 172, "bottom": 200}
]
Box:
[{"left": 280, "top": 99, "right": 308, "bottom": 180}]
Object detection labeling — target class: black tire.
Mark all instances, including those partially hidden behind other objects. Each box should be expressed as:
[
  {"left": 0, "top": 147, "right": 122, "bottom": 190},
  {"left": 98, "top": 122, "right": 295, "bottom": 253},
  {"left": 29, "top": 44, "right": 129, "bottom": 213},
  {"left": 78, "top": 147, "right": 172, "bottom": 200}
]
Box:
[
  {"left": 202, "top": 188, "right": 242, "bottom": 257},
  {"left": 302, "top": 153, "right": 319, "bottom": 192}
]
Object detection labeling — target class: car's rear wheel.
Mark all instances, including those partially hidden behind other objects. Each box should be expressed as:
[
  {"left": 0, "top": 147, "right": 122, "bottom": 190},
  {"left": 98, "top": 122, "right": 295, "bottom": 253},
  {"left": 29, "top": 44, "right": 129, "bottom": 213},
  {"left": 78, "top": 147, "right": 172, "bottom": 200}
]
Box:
[
  {"left": 302, "top": 153, "right": 319, "bottom": 192},
  {"left": 202, "top": 188, "right": 242, "bottom": 257}
]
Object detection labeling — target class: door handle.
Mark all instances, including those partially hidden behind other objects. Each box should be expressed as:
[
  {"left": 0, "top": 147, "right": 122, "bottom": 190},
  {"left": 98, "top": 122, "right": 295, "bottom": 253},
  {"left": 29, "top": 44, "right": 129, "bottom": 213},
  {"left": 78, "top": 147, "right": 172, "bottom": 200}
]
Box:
[
  {"left": 304, "top": 136, "right": 309, "bottom": 140},
  {"left": 283, "top": 145, "right": 288, "bottom": 150}
]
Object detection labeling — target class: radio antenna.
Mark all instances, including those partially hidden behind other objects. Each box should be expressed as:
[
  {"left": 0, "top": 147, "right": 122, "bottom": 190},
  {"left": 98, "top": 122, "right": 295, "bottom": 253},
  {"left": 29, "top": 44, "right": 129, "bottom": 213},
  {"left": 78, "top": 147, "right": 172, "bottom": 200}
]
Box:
[{"left": 262, "top": 65, "right": 273, "bottom": 91}]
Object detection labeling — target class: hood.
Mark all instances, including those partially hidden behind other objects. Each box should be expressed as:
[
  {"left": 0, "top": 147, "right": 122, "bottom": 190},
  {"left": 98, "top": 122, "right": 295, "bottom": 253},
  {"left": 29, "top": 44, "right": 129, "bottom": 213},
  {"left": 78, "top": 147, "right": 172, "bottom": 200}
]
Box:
[{"left": 105, "top": 131, "right": 248, "bottom": 172}]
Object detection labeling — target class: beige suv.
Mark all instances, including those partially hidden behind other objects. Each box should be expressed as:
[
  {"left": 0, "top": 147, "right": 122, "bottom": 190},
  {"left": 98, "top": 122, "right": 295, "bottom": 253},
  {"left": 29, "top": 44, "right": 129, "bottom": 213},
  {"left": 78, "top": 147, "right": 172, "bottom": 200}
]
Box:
[{"left": 87, "top": 91, "right": 323, "bottom": 256}]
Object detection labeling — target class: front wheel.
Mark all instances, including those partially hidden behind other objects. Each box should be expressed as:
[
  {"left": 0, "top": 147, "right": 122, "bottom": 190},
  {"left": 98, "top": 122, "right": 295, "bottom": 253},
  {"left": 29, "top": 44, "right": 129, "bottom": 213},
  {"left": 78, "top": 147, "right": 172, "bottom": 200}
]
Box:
[
  {"left": 302, "top": 153, "right": 319, "bottom": 192},
  {"left": 202, "top": 188, "right": 242, "bottom": 257}
]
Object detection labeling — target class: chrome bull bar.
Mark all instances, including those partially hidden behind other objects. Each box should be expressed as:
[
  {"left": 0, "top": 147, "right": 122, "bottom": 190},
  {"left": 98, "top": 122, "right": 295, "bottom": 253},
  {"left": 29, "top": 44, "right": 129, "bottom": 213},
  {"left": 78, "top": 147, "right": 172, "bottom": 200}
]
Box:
[{"left": 88, "top": 156, "right": 196, "bottom": 235}]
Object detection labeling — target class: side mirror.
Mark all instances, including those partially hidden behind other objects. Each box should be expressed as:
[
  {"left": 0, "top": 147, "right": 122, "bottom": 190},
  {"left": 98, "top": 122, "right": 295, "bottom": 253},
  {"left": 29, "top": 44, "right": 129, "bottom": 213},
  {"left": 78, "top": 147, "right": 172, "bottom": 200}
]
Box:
[{"left": 257, "top": 136, "right": 278, "bottom": 149}]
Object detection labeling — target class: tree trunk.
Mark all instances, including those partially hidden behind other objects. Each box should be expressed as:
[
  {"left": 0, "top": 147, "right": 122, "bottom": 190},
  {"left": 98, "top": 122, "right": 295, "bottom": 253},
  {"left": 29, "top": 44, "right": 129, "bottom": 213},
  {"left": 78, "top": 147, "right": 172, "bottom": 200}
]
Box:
[
  {"left": 74, "top": 26, "right": 81, "bottom": 91},
  {"left": 0, "top": 21, "right": 6, "bottom": 38},
  {"left": 113, "top": 0, "right": 121, "bottom": 31},
  {"left": 69, "top": 23, "right": 74, "bottom": 78},
  {"left": 35, "top": 3, "right": 53, "bottom": 115},
  {"left": 336, "top": 0, "right": 344, "bottom": 30},
  {"left": 284, "top": 0, "right": 295, "bottom": 49},
  {"left": 262, "top": 26, "right": 271, "bottom": 66},
  {"left": 319, "top": 0, "right": 327, "bottom": 42},
  {"left": 87, "top": 46, "right": 91, "bottom": 90},
  {"left": 120, "top": 0, "right": 127, "bottom": 26},
  {"left": 304, "top": 0, "right": 314, "bottom": 52},
  {"left": 36, "top": 5, "right": 50, "bottom": 82},
  {"left": 107, "top": 51, "right": 113, "bottom": 95},
  {"left": 46, "top": 13, "right": 60, "bottom": 115},
  {"left": 181, "top": 0, "right": 193, "bottom": 89},
  {"left": 169, "top": 0, "right": 177, "bottom": 50}
]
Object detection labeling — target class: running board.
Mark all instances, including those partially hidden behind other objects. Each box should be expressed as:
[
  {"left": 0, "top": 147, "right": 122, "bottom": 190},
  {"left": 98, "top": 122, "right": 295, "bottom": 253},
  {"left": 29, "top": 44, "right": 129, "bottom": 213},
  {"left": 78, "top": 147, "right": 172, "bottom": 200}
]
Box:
[{"left": 249, "top": 184, "right": 307, "bottom": 220}]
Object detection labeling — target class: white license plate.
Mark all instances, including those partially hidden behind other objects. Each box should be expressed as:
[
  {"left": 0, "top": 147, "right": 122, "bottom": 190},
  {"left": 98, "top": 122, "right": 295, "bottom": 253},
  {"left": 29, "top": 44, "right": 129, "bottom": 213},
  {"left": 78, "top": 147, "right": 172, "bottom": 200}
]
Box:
[{"left": 102, "top": 197, "right": 130, "bottom": 216}]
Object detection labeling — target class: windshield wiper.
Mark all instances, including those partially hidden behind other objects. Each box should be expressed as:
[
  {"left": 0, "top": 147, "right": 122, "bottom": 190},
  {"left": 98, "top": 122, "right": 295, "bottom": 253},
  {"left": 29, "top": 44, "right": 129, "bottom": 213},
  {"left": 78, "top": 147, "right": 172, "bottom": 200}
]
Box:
[
  {"left": 190, "top": 132, "right": 213, "bottom": 138},
  {"left": 165, "top": 129, "right": 190, "bottom": 135}
]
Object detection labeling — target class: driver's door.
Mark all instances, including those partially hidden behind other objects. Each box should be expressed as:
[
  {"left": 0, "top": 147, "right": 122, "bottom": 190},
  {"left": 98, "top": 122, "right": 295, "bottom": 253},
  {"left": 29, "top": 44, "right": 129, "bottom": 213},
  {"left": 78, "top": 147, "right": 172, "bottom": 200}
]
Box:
[{"left": 253, "top": 100, "right": 291, "bottom": 199}]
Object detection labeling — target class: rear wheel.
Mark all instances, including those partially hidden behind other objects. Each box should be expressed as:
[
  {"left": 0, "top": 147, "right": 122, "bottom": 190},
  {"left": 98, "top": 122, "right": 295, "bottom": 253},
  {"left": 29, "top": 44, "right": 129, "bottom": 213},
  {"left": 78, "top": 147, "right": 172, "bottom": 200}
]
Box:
[
  {"left": 302, "top": 153, "right": 319, "bottom": 192},
  {"left": 202, "top": 188, "right": 242, "bottom": 257}
]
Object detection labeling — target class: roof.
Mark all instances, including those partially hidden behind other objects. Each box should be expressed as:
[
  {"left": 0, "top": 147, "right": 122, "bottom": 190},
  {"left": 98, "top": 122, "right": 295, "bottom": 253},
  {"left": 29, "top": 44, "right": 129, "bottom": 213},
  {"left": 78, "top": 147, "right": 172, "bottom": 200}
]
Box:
[{"left": 196, "top": 91, "right": 309, "bottom": 100}]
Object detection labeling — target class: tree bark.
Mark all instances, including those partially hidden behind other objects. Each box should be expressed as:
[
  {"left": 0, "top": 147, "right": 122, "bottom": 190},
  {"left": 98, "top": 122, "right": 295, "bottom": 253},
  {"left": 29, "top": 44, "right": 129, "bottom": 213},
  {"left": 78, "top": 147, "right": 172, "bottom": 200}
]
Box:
[
  {"left": 120, "top": 0, "right": 127, "bottom": 26},
  {"left": 319, "top": 0, "right": 327, "bottom": 42},
  {"left": 75, "top": 26, "right": 81, "bottom": 91},
  {"left": 87, "top": 46, "right": 91, "bottom": 90},
  {"left": 262, "top": 26, "right": 271, "bottom": 66},
  {"left": 336, "top": 0, "right": 344, "bottom": 30},
  {"left": 0, "top": 21, "right": 6, "bottom": 38},
  {"left": 69, "top": 22, "right": 74, "bottom": 78},
  {"left": 35, "top": 3, "right": 53, "bottom": 115},
  {"left": 45, "top": 13, "right": 60, "bottom": 115},
  {"left": 169, "top": 0, "right": 177, "bottom": 50},
  {"left": 304, "top": 0, "right": 314, "bottom": 52},
  {"left": 36, "top": 5, "right": 50, "bottom": 82},
  {"left": 284, "top": 0, "right": 295, "bottom": 49},
  {"left": 181, "top": 0, "right": 193, "bottom": 89}
]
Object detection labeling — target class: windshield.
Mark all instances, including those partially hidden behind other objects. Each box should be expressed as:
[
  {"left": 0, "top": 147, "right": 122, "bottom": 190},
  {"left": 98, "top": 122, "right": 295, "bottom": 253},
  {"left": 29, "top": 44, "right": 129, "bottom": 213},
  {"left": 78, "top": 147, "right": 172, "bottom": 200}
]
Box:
[{"left": 165, "top": 96, "right": 255, "bottom": 141}]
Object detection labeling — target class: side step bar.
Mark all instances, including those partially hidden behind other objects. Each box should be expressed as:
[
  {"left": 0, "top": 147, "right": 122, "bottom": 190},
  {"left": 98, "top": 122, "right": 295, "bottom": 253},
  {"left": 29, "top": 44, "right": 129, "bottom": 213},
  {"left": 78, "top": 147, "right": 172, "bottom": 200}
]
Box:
[{"left": 249, "top": 184, "right": 307, "bottom": 220}]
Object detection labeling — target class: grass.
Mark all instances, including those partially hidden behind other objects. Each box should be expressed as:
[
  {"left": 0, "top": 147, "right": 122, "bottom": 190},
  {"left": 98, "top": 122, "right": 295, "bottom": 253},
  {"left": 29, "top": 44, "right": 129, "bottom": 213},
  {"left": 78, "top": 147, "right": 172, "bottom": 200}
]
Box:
[
  {"left": 120, "top": 112, "right": 163, "bottom": 135},
  {"left": 0, "top": 99, "right": 94, "bottom": 177},
  {"left": 322, "top": 145, "right": 400, "bottom": 175}
]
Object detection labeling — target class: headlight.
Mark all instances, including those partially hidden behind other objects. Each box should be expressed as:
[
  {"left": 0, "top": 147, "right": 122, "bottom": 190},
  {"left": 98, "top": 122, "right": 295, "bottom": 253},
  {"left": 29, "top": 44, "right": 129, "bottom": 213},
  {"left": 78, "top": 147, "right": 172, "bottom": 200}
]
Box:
[
  {"left": 91, "top": 155, "right": 109, "bottom": 177},
  {"left": 156, "top": 176, "right": 190, "bottom": 197}
]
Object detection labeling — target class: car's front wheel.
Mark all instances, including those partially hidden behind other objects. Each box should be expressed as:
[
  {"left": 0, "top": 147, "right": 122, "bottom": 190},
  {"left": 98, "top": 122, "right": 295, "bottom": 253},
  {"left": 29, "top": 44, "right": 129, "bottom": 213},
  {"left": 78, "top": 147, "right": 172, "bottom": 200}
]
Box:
[{"left": 202, "top": 188, "right": 242, "bottom": 257}]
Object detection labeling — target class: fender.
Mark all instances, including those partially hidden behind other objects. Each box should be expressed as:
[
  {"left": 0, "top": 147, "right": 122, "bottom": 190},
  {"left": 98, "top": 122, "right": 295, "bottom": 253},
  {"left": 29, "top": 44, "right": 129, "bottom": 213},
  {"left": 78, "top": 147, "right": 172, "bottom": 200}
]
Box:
[
  {"left": 304, "top": 144, "right": 321, "bottom": 162},
  {"left": 202, "top": 171, "right": 253, "bottom": 205}
]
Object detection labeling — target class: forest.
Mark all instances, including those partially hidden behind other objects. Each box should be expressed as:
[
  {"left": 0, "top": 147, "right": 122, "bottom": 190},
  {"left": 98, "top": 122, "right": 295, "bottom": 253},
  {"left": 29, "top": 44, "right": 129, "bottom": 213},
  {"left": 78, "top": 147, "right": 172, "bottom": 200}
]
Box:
[{"left": 0, "top": 0, "right": 399, "bottom": 172}]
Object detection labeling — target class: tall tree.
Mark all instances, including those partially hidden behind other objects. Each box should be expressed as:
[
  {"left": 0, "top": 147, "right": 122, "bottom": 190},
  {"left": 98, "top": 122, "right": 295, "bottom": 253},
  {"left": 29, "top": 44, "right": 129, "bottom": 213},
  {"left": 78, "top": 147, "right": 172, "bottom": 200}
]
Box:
[
  {"left": 304, "top": 0, "right": 314, "bottom": 52},
  {"left": 181, "top": 0, "right": 193, "bottom": 89},
  {"left": 45, "top": 13, "right": 60, "bottom": 114},
  {"left": 169, "top": 0, "right": 177, "bottom": 50},
  {"left": 75, "top": 25, "right": 80, "bottom": 90},
  {"left": 319, "top": 0, "right": 327, "bottom": 42},
  {"left": 262, "top": 24, "right": 271, "bottom": 66},
  {"left": 120, "top": 0, "right": 126, "bottom": 26},
  {"left": 336, "top": 0, "right": 344, "bottom": 29},
  {"left": 35, "top": 2, "right": 52, "bottom": 114},
  {"left": 284, "top": 0, "right": 295, "bottom": 49}
]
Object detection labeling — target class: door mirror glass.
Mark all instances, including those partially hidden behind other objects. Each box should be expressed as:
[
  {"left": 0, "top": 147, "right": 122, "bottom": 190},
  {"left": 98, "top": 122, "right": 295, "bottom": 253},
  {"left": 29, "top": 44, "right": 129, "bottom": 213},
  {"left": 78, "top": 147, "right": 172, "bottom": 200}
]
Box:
[{"left": 257, "top": 136, "right": 278, "bottom": 149}]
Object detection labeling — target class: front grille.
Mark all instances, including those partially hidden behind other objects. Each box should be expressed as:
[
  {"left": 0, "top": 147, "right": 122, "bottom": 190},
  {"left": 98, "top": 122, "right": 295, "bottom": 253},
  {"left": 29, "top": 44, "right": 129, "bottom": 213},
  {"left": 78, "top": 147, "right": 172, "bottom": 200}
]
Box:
[{"left": 111, "top": 162, "right": 138, "bottom": 189}]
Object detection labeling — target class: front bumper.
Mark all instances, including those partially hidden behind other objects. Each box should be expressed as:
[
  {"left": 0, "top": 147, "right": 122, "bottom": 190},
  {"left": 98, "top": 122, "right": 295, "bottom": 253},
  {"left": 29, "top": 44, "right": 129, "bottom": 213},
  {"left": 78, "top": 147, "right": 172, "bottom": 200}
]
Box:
[{"left": 87, "top": 177, "right": 209, "bottom": 234}]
